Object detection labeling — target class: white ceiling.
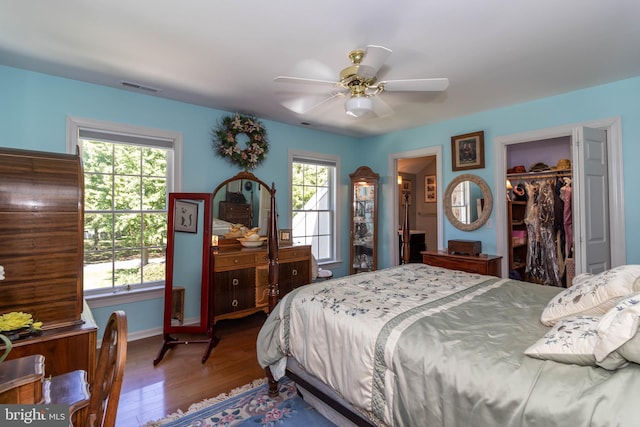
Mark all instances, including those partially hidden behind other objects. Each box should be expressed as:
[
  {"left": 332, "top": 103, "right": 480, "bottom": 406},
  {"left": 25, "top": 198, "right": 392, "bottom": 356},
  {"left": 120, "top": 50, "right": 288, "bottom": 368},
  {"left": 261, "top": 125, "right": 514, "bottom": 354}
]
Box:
[{"left": 1, "top": 0, "right": 639, "bottom": 138}]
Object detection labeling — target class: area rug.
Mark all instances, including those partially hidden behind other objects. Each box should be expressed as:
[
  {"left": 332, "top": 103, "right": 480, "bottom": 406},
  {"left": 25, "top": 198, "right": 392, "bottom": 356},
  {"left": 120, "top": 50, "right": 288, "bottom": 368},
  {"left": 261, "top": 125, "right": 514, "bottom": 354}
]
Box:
[{"left": 142, "top": 376, "right": 336, "bottom": 427}]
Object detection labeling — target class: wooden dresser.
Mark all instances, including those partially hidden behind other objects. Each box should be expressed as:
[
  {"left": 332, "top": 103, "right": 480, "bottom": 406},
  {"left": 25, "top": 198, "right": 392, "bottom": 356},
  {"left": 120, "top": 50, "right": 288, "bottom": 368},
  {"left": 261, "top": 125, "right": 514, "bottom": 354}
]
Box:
[
  {"left": 0, "top": 148, "right": 96, "bottom": 382},
  {"left": 211, "top": 245, "right": 311, "bottom": 323},
  {"left": 218, "top": 201, "right": 252, "bottom": 228},
  {"left": 422, "top": 250, "right": 502, "bottom": 277},
  {"left": 1, "top": 307, "right": 97, "bottom": 381}
]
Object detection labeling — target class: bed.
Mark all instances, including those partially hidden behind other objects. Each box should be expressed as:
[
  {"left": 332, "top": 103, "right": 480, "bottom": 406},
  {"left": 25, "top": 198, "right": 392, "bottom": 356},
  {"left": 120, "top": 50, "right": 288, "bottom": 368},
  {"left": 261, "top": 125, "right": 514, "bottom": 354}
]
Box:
[{"left": 257, "top": 259, "right": 640, "bottom": 426}]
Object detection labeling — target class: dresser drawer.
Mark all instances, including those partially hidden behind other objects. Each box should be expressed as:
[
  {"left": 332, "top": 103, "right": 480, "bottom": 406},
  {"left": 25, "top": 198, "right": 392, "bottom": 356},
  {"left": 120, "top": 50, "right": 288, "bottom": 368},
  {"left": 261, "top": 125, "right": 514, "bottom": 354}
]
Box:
[
  {"left": 214, "top": 253, "right": 257, "bottom": 269},
  {"left": 279, "top": 246, "right": 311, "bottom": 261}
]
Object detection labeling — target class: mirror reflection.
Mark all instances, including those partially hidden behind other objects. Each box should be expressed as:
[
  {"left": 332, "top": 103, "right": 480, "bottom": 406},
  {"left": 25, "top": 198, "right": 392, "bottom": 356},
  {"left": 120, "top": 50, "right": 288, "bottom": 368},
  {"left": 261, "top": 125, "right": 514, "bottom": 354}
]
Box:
[
  {"left": 449, "top": 181, "right": 485, "bottom": 225},
  {"left": 170, "top": 201, "right": 205, "bottom": 326},
  {"left": 213, "top": 178, "right": 271, "bottom": 238}
]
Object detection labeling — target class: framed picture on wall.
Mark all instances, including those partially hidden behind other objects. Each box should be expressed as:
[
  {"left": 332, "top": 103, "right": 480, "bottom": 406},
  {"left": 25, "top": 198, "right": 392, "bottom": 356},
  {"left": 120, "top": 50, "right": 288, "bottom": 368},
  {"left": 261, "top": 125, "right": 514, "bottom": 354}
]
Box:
[
  {"left": 424, "top": 175, "right": 437, "bottom": 202},
  {"left": 174, "top": 200, "right": 198, "bottom": 233},
  {"left": 451, "top": 130, "right": 485, "bottom": 171}
]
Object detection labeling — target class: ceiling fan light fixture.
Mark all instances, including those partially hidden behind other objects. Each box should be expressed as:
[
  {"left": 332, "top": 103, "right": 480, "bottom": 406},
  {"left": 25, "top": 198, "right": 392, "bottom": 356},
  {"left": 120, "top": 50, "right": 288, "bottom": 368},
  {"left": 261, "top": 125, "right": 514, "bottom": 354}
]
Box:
[{"left": 345, "top": 96, "right": 373, "bottom": 117}]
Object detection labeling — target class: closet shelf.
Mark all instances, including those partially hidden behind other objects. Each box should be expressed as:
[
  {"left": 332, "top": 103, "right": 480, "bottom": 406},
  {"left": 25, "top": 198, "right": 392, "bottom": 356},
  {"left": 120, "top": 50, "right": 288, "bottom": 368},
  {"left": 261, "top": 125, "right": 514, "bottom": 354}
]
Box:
[{"left": 507, "top": 169, "right": 571, "bottom": 181}]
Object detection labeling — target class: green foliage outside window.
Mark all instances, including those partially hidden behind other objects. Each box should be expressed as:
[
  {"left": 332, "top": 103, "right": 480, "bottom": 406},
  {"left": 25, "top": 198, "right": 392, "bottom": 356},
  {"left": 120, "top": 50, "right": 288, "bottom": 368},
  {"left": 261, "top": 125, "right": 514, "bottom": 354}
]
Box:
[
  {"left": 291, "top": 162, "right": 329, "bottom": 210},
  {"left": 82, "top": 140, "right": 169, "bottom": 291}
]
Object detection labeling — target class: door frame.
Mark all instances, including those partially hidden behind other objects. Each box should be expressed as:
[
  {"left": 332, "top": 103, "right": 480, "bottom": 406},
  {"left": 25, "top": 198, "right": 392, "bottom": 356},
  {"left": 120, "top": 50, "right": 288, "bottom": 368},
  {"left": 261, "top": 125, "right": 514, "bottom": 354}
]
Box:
[
  {"left": 493, "top": 117, "right": 625, "bottom": 278},
  {"left": 387, "top": 146, "right": 444, "bottom": 267}
]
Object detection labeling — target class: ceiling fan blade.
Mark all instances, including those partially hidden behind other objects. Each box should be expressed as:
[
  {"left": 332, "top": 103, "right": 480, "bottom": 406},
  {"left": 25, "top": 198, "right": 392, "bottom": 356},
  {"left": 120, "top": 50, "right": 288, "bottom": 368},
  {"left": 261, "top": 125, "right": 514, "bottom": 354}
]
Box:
[
  {"left": 274, "top": 76, "right": 340, "bottom": 87},
  {"left": 281, "top": 92, "right": 343, "bottom": 114},
  {"left": 380, "top": 78, "right": 450, "bottom": 92},
  {"left": 372, "top": 96, "right": 394, "bottom": 118},
  {"left": 358, "top": 45, "right": 392, "bottom": 78}
]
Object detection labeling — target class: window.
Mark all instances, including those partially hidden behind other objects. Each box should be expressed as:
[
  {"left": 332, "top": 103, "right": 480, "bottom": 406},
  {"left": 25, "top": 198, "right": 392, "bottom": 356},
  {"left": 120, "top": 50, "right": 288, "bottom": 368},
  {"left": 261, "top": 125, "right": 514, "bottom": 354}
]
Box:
[
  {"left": 450, "top": 180, "right": 470, "bottom": 223},
  {"left": 67, "top": 117, "right": 182, "bottom": 296},
  {"left": 290, "top": 153, "right": 338, "bottom": 263}
]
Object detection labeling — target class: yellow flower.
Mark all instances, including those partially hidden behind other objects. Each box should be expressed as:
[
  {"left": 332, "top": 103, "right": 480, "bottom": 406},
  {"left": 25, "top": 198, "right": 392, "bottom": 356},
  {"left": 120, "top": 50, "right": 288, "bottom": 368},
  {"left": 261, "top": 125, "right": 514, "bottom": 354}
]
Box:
[{"left": 0, "top": 311, "right": 42, "bottom": 332}]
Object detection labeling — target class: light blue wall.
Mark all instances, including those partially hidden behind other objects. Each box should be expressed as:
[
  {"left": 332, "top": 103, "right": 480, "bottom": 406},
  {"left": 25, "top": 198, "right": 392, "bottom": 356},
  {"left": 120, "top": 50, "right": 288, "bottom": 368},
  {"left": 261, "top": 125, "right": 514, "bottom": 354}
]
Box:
[
  {"left": 0, "top": 65, "right": 358, "bottom": 335},
  {"left": 362, "top": 76, "right": 640, "bottom": 266},
  {"left": 3, "top": 64, "right": 639, "bottom": 337}
]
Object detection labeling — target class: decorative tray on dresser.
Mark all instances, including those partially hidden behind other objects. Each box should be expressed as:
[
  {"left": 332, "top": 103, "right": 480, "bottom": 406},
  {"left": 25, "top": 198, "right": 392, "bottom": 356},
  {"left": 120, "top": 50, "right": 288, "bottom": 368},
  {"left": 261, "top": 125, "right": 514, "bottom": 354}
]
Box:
[{"left": 421, "top": 250, "right": 502, "bottom": 277}]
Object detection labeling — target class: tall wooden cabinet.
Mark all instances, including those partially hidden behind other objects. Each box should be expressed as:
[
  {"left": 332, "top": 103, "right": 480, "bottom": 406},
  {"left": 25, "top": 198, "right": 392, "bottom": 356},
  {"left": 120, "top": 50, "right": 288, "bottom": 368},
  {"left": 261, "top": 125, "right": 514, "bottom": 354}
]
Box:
[
  {"left": 0, "top": 148, "right": 97, "bottom": 381},
  {"left": 211, "top": 245, "right": 311, "bottom": 323},
  {"left": 350, "top": 166, "right": 379, "bottom": 274},
  {"left": 508, "top": 201, "right": 528, "bottom": 279}
]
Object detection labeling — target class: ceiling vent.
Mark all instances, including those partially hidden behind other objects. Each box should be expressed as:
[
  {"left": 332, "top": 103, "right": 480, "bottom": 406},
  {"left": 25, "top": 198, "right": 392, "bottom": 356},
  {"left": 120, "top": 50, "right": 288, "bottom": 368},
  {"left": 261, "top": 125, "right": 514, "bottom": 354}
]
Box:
[{"left": 121, "top": 81, "right": 160, "bottom": 93}]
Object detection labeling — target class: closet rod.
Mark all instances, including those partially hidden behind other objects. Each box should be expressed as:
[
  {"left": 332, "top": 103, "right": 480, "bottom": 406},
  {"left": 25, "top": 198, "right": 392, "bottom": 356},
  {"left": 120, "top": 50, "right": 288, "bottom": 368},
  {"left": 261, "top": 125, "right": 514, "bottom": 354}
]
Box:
[{"left": 507, "top": 169, "right": 571, "bottom": 181}]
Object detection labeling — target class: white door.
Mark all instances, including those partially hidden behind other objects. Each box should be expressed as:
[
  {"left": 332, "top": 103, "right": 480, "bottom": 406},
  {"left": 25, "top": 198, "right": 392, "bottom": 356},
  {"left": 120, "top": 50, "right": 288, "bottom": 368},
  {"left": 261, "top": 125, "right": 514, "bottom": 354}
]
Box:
[{"left": 575, "top": 126, "right": 610, "bottom": 274}]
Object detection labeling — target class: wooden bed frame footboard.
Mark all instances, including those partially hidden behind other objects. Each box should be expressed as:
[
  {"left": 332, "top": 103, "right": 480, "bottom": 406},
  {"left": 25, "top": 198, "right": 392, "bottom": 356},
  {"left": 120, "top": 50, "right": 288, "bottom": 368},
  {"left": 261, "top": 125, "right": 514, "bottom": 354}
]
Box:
[{"left": 265, "top": 181, "right": 412, "bottom": 421}]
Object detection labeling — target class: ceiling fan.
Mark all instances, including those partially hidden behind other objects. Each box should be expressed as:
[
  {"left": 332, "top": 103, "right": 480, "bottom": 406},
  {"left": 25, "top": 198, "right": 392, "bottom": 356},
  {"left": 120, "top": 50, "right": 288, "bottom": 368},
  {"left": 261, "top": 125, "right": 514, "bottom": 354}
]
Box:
[{"left": 274, "top": 45, "right": 449, "bottom": 118}]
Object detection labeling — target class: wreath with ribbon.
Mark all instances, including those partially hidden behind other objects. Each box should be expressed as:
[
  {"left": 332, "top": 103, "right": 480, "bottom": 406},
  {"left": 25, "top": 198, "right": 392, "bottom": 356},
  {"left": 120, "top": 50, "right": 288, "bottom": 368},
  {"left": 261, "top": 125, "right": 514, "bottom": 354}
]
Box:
[{"left": 212, "top": 113, "right": 269, "bottom": 170}]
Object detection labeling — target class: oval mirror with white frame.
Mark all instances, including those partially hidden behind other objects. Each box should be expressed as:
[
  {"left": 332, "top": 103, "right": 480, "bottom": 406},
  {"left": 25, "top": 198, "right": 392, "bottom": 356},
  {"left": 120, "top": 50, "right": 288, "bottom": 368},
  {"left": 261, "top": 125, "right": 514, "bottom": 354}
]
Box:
[{"left": 444, "top": 174, "right": 493, "bottom": 231}]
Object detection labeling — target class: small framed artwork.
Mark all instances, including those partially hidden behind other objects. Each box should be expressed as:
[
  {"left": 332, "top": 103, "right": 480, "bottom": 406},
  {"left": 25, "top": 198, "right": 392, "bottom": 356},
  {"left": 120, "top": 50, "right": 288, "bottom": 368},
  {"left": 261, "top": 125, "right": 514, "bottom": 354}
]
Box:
[
  {"left": 279, "top": 228, "right": 293, "bottom": 246},
  {"left": 174, "top": 200, "right": 199, "bottom": 233},
  {"left": 451, "top": 130, "right": 485, "bottom": 171},
  {"left": 424, "top": 175, "right": 437, "bottom": 202}
]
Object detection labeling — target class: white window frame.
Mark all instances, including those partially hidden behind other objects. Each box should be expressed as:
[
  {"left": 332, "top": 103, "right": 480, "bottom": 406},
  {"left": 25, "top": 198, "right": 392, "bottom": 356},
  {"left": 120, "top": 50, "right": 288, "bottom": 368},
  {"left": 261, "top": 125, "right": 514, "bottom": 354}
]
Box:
[
  {"left": 66, "top": 116, "right": 183, "bottom": 307},
  {"left": 288, "top": 150, "right": 340, "bottom": 265}
]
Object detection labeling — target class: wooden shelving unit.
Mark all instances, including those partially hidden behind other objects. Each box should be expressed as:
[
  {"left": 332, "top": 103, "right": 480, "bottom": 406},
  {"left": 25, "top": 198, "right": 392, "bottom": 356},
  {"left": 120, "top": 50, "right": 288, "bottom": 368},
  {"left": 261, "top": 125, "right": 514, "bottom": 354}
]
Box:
[{"left": 508, "top": 200, "right": 528, "bottom": 279}]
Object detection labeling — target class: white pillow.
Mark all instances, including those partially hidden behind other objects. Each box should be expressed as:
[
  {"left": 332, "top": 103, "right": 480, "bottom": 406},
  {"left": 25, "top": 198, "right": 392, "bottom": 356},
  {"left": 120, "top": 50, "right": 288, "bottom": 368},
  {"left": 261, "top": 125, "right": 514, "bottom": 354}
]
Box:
[
  {"left": 525, "top": 315, "right": 627, "bottom": 370},
  {"left": 594, "top": 292, "right": 640, "bottom": 363},
  {"left": 540, "top": 265, "right": 640, "bottom": 326}
]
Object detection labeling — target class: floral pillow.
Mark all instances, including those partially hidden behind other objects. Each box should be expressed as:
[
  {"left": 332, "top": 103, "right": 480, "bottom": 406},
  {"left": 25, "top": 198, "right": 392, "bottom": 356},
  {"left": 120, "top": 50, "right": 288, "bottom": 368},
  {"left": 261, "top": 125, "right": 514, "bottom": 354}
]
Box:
[
  {"left": 594, "top": 292, "right": 640, "bottom": 364},
  {"left": 540, "top": 265, "right": 640, "bottom": 326},
  {"left": 525, "top": 315, "right": 627, "bottom": 370}
]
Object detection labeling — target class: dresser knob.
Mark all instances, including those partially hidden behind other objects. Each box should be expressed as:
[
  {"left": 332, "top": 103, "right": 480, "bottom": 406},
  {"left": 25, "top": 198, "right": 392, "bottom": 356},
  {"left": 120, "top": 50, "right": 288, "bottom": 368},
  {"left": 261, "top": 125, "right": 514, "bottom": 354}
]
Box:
[
  {"left": 292, "top": 269, "right": 298, "bottom": 276},
  {"left": 232, "top": 278, "right": 239, "bottom": 286},
  {"left": 232, "top": 299, "right": 238, "bottom": 307}
]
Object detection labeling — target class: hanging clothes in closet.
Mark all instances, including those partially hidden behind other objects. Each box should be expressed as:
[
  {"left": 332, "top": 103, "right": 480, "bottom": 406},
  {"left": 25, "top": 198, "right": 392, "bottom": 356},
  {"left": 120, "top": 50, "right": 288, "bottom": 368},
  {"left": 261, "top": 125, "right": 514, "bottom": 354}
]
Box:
[{"left": 524, "top": 179, "right": 561, "bottom": 287}]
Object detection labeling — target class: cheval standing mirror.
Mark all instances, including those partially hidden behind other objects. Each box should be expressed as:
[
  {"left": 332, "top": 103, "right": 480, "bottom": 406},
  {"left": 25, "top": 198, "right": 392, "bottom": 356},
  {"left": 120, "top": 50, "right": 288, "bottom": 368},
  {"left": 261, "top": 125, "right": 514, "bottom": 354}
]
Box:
[{"left": 154, "top": 192, "right": 216, "bottom": 365}]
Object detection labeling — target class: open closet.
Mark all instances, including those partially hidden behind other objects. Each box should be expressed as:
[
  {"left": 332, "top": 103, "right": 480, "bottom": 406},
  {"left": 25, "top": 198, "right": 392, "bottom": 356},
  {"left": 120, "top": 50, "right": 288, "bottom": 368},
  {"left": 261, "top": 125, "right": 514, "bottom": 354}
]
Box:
[{"left": 506, "top": 137, "right": 573, "bottom": 287}]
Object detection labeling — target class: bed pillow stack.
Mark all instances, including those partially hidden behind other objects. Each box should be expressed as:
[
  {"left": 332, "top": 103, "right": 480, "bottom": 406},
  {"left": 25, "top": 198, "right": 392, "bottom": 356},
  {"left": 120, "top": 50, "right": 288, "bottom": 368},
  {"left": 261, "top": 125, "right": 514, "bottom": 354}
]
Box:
[
  {"left": 525, "top": 265, "right": 640, "bottom": 369},
  {"left": 593, "top": 292, "right": 640, "bottom": 364},
  {"left": 524, "top": 315, "right": 628, "bottom": 369},
  {"left": 540, "top": 265, "right": 640, "bottom": 326}
]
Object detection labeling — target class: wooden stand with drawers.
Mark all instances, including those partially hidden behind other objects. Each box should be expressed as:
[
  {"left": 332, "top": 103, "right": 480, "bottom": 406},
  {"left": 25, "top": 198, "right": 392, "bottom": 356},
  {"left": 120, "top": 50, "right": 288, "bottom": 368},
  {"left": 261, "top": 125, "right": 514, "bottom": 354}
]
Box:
[
  {"left": 422, "top": 250, "right": 502, "bottom": 277},
  {"left": 211, "top": 245, "right": 311, "bottom": 323}
]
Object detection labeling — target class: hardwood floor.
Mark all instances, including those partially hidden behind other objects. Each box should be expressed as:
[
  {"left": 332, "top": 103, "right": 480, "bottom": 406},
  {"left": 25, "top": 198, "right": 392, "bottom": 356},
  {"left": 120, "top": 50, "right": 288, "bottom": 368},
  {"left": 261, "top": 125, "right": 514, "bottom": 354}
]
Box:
[{"left": 116, "top": 312, "right": 268, "bottom": 427}]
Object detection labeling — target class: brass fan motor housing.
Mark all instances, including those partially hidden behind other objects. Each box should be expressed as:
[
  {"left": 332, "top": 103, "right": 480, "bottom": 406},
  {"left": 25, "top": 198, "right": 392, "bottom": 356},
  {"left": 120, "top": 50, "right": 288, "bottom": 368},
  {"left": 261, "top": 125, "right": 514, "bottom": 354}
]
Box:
[{"left": 340, "top": 50, "right": 379, "bottom": 97}]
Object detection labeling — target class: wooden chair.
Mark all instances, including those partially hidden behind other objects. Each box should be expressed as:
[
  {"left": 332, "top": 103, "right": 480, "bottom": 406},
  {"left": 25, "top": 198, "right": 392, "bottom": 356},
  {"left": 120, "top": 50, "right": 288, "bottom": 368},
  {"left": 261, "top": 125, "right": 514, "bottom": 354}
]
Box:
[{"left": 45, "top": 310, "right": 128, "bottom": 427}]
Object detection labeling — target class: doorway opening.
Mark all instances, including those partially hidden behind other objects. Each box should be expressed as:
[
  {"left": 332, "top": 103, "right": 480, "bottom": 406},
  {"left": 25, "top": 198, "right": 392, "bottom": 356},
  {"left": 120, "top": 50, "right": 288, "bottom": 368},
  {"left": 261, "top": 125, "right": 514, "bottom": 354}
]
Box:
[
  {"left": 494, "top": 117, "right": 625, "bottom": 279},
  {"left": 387, "top": 146, "right": 443, "bottom": 266}
]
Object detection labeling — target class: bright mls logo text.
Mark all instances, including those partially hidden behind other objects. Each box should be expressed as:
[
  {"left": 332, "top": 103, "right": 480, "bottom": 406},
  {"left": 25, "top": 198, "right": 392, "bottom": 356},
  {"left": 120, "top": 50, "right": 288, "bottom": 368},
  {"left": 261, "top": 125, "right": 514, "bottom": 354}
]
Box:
[{"left": 2, "top": 406, "right": 67, "bottom": 426}]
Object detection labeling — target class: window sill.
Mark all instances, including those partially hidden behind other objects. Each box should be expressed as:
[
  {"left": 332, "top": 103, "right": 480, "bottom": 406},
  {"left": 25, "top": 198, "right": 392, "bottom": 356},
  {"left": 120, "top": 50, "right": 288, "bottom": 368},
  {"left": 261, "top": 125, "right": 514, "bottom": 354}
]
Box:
[{"left": 85, "top": 285, "right": 165, "bottom": 309}]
